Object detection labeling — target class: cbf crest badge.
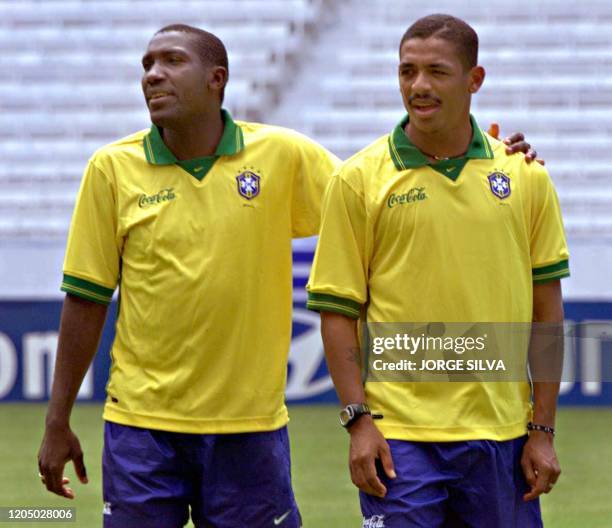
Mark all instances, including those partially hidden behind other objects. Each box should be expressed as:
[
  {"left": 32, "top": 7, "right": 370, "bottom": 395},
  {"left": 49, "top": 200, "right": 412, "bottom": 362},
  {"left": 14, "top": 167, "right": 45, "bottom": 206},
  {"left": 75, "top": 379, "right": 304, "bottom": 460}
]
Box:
[
  {"left": 487, "top": 171, "right": 511, "bottom": 199},
  {"left": 236, "top": 170, "right": 260, "bottom": 200}
]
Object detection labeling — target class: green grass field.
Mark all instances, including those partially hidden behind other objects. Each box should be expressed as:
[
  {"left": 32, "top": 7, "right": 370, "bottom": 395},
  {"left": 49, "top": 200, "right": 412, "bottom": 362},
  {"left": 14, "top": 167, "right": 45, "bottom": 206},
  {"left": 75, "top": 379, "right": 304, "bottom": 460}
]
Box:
[{"left": 0, "top": 404, "right": 610, "bottom": 527}]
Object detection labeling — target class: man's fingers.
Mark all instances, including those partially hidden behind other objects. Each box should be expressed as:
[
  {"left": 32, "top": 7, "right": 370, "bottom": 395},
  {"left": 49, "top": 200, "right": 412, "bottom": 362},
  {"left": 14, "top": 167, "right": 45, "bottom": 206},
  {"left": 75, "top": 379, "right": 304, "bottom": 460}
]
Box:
[
  {"left": 533, "top": 468, "right": 553, "bottom": 498},
  {"left": 351, "top": 456, "right": 387, "bottom": 497},
  {"left": 549, "top": 466, "right": 561, "bottom": 485},
  {"left": 504, "top": 132, "right": 525, "bottom": 145},
  {"left": 521, "top": 457, "right": 537, "bottom": 501},
  {"left": 379, "top": 444, "right": 396, "bottom": 479},
  {"left": 349, "top": 460, "right": 371, "bottom": 495},
  {"left": 505, "top": 141, "right": 531, "bottom": 154},
  {"left": 521, "top": 456, "right": 537, "bottom": 487},
  {"left": 62, "top": 487, "right": 75, "bottom": 499},
  {"left": 350, "top": 461, "right": 385, "bottom": 498},
  {"left": 523, "top": 463, "right": 558, "bottom": 501},
  {"left": 523, "top": 475, "right": 541, "bottom": 502},
  {"left": 488, "top": 123, "right": 500, "bottom": 139},
  {"left": 545, "top": 459, "right": 561, "bottom": 488},
  {"left": 536, "top": 158, "right": 546, "bottom": 166},
  {"left": 53, "top": 477, "right": 75, "bottom": 500},
  {"left": 40, "top": 476, "right": 70, "bottom": 485},
  {"left": 363, "top": 459, "right": 387, "bottom": 497},
  {"left": 523, "top": 149, "right": 538, "bottom": 163},
  {"left": 39, "top": 458, "right": 75, "bottom": 499},
  {"left": 524, "top": 489, "right": 538, "bottom": 501},
  {"left": 42, "top": 466, "right": 70, "bottom": 498},
  {"left": 38, "top": 428, "right": 85, "bottom": 499},
  {"left": 73, "top": 451, "right": 88, "bottom": 484}
]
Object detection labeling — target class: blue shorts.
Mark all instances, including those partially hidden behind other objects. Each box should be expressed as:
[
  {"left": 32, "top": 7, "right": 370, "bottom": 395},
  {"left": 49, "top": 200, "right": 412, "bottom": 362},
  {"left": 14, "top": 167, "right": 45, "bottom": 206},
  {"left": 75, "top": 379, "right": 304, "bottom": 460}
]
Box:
[
  {"left": 360, "top": 436, "right": 542, "bottom": 528},
  {"left": 102, "top": 422, "right": 301, "bottom": 528}
]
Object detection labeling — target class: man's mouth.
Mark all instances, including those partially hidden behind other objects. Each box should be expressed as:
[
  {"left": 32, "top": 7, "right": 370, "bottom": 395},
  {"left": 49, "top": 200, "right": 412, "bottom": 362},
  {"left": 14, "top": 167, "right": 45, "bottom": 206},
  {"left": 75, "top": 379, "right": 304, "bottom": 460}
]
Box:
[
  {"left": 148, "top": 92, "right": 173, "bottom": 102},
  {"left": 410, "top": 98, "right": 441, "bottom": 117}
]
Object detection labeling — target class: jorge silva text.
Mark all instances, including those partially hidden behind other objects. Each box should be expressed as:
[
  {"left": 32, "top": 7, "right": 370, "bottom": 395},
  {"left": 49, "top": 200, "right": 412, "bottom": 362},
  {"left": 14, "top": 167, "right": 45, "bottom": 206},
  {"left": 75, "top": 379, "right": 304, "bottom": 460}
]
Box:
[{"left": 371, "top": 359, "right": 507, "bottom": 371}]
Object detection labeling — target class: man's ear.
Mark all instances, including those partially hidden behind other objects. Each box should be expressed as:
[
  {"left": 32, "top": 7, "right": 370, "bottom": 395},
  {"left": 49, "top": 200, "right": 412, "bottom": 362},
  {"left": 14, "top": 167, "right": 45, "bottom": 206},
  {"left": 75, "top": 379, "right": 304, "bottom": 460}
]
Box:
[
  {"left": 468, "top": 65, "right": 485, "bottom": 94},
  {"left": 208, "top": 66, "right": 228, "bottom": 94}
]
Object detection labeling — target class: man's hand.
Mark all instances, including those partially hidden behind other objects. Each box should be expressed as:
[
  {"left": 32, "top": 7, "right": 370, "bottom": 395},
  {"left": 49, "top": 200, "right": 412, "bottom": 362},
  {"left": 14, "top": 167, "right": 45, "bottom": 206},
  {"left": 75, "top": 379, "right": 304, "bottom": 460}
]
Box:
[
  {"left": 521, "top": 432, "right": 561, "bottom": 501},
  {"left": 348, "top": 416, "right": 396, "bottom": 497},
  {"left": 488, "top": 123, "right": 544, "bottom": 165},
  {"left": 38, "top": 424, "right": 88, "bottom": 499}
]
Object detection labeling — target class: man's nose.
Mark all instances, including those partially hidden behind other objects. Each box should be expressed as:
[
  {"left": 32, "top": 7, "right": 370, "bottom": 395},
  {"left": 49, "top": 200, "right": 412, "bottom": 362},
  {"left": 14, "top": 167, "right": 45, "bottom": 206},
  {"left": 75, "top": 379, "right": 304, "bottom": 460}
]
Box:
[
  {"left": 411, "top": 71, "right": 432, "bottom": 94},
  {"left": 143, "top": 62, "right": 165, "bottom": 84}
]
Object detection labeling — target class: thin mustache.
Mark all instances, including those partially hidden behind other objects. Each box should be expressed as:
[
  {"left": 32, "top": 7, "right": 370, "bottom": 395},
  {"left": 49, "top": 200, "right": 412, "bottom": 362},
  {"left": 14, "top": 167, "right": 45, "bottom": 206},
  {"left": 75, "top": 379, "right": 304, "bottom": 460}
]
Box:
[{"left": 408, "top": 95, "right": 442, "bottom": 105}]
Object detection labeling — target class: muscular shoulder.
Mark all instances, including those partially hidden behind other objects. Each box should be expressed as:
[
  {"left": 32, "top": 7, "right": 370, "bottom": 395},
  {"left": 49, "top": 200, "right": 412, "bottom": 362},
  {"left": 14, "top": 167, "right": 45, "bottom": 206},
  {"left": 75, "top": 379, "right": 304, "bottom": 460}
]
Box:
[
  {"left": 89, "top": 129, "right": 149, "bottom": 168},
  {"left": 237, "top": 120, "right": 339, "bottom": 163},
  {"left": 336, "top": 134, "right": 392, "bottom": 195}
]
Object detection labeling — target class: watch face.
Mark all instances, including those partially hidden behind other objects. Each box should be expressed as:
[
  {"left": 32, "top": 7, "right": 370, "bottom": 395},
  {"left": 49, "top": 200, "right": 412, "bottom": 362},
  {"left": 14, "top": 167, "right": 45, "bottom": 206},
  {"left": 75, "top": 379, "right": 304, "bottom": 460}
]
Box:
[{"left": 339, "top": 407, "right": 354, "bottom": 426}]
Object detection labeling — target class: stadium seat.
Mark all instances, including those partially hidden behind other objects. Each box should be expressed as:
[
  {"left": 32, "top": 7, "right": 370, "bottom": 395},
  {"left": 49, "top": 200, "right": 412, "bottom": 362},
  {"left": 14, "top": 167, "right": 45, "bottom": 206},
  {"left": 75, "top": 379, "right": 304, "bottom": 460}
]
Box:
[
  {"left": 0, "top": 0, "right": 329, "bottom": 239},
  {"left": 272, "top": 0, "right": 612, "bottom": 239},
  {"left": 1, "top": 0, "right": 611, "bottom": 241}
]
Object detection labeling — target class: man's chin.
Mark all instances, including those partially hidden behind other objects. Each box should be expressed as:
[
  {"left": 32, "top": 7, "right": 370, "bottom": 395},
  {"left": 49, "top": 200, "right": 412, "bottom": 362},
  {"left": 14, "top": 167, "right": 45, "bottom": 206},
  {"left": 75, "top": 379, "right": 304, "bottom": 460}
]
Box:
[
  {"left": 149, "top": 110, "right": 177, "bottom": 129},
  {"left": 407, "top": 113, "right": 440, "bottom": 134}
]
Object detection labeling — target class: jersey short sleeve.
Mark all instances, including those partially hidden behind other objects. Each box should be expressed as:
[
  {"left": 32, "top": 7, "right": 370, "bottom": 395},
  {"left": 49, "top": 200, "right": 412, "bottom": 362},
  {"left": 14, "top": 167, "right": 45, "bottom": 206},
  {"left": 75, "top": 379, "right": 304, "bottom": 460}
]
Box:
[
  {"left": 306, "top": 172, "right": 368, "bottom": 319},
  {"left": 529, "top": 163, "right": 570, "bottom": 283},
  {"left": 61, "top": 155, "right": 121, "bottom": 304},
  {"left": 290, "top": 134, "right": 340, "bottom": 238}
]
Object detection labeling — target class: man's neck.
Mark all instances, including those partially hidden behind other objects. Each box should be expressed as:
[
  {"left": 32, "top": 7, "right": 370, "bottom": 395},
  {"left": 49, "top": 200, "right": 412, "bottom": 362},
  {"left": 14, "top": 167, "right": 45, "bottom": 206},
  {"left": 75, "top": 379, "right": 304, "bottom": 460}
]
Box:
[
  {"left": 406, "top": 117, "right": 473, "bottom": 162},
  {"left": 161, "top": 111, "right": 224, "bottom": 160}
]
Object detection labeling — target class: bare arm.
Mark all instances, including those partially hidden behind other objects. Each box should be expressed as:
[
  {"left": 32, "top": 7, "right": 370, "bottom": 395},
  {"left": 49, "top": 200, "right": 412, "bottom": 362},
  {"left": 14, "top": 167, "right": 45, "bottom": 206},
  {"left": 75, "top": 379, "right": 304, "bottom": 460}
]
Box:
[
  {"left": 522, "top": 280, "right": 563, "bottom": 501},
  {"left": 531, "top": 280, "right": 564, "bottom": 427},
  {"left": 38, "top": 293, "right": 108, "bottom": 498},
  {"left": 321, "top": 311, "right": 395, "bottom": 497},
  {"left": 321, "top": 311, "right": 365, "bottom": 405}
]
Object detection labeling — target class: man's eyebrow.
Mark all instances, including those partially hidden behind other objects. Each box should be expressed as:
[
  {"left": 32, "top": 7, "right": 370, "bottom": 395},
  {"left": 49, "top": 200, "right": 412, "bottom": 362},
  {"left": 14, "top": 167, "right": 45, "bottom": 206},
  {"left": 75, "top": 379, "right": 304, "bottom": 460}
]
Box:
[
  {"left": 399, "top": 60, "right": 452, "bottom": 69},
  {"left": 428, "top": 62, "right": 452, "bottom": 69},
  {"left": 142, "top": 47, "right": 189, "bottom": 63}
]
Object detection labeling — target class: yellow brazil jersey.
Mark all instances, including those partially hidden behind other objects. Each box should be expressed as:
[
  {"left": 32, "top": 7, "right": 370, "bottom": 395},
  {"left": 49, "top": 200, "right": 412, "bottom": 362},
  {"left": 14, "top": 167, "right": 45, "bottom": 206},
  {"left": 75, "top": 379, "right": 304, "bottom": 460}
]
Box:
[
  {"left": 307, "top": 115, "right": 569, "bottom": 442},
  {"left": 62, "top": 110, "right": 340, "bottom": 434}
]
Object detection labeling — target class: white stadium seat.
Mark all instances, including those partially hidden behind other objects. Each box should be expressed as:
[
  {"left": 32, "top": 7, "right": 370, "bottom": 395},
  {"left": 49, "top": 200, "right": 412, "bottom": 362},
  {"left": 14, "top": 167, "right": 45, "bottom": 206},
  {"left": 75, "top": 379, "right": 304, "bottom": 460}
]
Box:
[
  {"left": 1, "top": 0, "right": 611, "bottom": 242},
  {"left": 272, "top": 1, "right": 612, "bottom": 240},
  {"left": 0, "top": 0, "right": 327, "bottom": 240}
]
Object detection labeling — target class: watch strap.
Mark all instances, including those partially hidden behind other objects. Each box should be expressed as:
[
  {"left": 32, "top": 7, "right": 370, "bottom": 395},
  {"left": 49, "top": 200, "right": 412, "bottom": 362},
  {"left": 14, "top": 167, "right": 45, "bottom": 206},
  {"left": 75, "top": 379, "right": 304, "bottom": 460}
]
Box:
[{"left": 340, "top": 403, "right": 371, "bottom": 428}]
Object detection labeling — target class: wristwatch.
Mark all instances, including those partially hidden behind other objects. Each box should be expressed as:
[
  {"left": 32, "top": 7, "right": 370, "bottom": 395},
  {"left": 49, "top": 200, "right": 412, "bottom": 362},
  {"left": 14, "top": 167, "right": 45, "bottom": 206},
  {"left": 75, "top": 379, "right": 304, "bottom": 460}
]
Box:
[{"left": 339, "top": 403, "right": 372, "bottom": 428}]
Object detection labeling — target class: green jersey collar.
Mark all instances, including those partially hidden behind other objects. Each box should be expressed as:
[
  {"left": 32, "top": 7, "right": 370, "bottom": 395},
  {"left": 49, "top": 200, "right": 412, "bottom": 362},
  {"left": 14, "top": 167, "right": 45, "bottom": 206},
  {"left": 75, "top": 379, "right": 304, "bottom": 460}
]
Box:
[
  {"left": 388, "top": 114, "right": 493, "bottom": 172},
  {"left": 143, "top": 109, "right": 244, "bottom": 166}
]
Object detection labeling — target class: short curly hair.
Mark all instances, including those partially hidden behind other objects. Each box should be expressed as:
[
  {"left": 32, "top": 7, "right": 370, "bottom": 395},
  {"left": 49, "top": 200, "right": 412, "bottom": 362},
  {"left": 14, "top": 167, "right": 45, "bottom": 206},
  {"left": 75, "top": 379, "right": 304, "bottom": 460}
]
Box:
[{"left": 399, "top": 14, "right": 478, "bottom": 70}]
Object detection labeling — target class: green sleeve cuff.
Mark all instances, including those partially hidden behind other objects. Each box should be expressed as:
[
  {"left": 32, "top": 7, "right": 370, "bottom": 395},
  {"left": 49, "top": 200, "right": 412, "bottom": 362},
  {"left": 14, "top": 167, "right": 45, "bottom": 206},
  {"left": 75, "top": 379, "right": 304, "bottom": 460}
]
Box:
[
  {"left": 61, "top": 274, "right": 115, "bottom": 305},
  {"left": 306, "top": 292, "right": 362, "bottom": 319},
  {"left": 532, "top": 259, "right": 570, "bottom": 283}
]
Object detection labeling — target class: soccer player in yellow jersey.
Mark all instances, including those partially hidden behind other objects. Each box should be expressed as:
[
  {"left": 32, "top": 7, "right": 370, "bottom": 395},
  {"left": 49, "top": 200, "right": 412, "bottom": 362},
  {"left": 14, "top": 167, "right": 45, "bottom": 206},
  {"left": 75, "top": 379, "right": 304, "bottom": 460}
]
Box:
[
  {"left": 308, "top": 14, "right": 568, "bottom": 527},
  {"left": 36, "top": 24, "right": 339, "bottom": 528},
  {"left": 36, "top": 21, "right": 539, "bottom": 528}
]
